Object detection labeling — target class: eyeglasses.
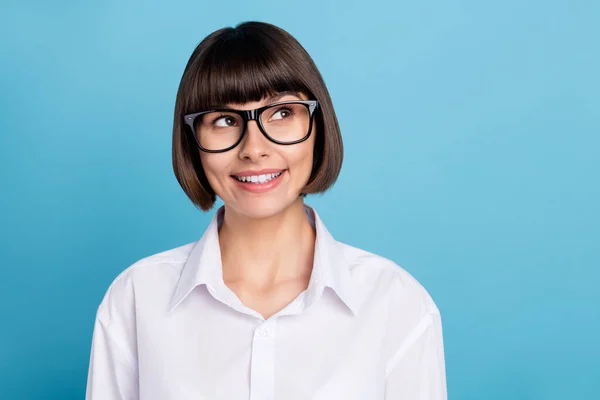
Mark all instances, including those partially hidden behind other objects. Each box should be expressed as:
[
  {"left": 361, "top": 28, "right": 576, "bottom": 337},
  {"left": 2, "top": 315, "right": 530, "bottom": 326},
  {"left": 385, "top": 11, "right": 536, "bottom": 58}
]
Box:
[{"left": 183, "top": 100, "right": 319, "bottom": 153}]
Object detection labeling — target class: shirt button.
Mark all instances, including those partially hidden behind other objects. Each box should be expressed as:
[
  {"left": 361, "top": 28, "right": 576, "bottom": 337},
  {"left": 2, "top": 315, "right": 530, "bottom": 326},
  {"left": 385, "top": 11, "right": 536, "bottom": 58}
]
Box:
[{"left": 258, "top": 327, "right": 271, "bottom": 337}]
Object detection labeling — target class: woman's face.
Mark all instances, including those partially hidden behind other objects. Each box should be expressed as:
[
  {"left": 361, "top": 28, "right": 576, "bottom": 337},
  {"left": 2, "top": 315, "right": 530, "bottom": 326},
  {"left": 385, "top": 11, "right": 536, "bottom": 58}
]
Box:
[{"left": 199, "top": 91, "right": 316, "bottom": 219}]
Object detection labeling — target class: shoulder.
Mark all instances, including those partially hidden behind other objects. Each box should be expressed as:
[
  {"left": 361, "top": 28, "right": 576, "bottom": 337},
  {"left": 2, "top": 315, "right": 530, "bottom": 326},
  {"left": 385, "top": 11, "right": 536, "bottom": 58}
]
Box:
[
  {"left": 95, "top": 241, "right": 196, "bottom": 325},
  {"left": 340, "top": 241, "right": 438, "bottom": 311},
  {"left": 338, "top": 241, "right": 442, "bottom": 362},
  {"left": 338, "top": 241, "right": 440, "bottom": 338}
]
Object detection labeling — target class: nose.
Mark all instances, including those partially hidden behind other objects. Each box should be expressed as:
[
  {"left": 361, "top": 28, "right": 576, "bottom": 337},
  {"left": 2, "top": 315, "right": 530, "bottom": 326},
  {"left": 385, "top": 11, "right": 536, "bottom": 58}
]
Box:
[{"left": 238, "top": 120, "right": 270, "bottom": 161}]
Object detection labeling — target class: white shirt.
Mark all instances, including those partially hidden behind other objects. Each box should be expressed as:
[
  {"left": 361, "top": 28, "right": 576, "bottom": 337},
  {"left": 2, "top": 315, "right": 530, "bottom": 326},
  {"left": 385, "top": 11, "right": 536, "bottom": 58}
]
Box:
[{"left": 86, "top": 206, "right": 447, "bottom": 400}]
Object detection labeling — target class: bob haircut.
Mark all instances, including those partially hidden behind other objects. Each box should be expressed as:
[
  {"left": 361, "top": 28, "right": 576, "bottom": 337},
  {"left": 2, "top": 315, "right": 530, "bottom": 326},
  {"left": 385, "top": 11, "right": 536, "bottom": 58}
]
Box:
[{"left": 172, "top": 21, "right": 343, "bottom": 211}]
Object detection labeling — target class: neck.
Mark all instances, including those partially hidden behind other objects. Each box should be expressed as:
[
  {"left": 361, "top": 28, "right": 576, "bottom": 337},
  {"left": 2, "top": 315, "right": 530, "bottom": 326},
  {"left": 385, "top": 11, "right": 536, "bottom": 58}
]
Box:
[{"left": 218, "top": 198, "right": 316, "bottom": 289}]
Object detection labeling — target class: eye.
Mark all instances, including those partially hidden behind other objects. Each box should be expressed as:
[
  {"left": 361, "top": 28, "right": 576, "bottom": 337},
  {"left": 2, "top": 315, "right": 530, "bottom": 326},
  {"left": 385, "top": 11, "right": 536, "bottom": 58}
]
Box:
[
  {"left": 270, "top": 107, "right": 294, "bottom": 120},
  {"left": 213, "top": 115, "right": 238, "bottom": 127}
]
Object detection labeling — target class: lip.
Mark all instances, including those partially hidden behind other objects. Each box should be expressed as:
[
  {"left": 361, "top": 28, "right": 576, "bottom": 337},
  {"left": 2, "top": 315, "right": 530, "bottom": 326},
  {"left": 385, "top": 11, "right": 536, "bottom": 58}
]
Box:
[
  {"left": 231, "top": 168, "right": 285, "bottom": 177},
  {"left": 231, "top": 169, "right": 286, "bottom": 194}
]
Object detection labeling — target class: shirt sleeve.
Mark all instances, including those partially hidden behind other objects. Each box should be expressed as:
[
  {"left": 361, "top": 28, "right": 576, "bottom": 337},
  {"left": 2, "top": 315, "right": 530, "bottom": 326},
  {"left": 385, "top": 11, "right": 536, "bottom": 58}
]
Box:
[
  {"left": 384, "top": 308, "right": 447, "bottom": 399},
  {"left": 86, "top": 316, "right": 139, "bottom": 400}
]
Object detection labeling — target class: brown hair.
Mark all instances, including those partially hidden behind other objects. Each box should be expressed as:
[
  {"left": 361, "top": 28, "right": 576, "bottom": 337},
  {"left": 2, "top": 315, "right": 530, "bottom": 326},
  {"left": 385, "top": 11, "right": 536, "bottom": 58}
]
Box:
[{"left": 172, "top": 21, "right": 343, "bottom": 211}]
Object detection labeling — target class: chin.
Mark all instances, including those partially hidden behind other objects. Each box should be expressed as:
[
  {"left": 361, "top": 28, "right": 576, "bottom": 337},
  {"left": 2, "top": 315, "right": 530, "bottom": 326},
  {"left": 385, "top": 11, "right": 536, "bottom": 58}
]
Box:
[{"left": 226, "top": 195, "right": 301, "bottom": 220}]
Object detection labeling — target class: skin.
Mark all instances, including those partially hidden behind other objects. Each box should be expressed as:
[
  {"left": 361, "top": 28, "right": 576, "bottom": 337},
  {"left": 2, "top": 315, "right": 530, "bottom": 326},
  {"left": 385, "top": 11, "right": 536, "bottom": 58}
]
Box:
[{"left": 199, "top": 91, "right": 317, "bottom": 319}]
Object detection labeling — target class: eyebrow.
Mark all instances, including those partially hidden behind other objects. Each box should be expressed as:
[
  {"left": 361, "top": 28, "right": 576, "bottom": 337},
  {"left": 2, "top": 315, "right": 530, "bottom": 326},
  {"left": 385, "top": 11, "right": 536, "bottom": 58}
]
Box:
[
  {"left": 265, "top": 90, "right": 302, "bottom": 103},
  {"left": 214, "top": 91, "right": 302, "bottom": 110}
]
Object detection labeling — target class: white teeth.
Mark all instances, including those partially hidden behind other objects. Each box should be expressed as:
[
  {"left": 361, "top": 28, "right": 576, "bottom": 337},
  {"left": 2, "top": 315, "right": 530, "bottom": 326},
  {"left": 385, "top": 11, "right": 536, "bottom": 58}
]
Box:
[{"left": 235, "top": 171, "right": 282, "bottom": 184}]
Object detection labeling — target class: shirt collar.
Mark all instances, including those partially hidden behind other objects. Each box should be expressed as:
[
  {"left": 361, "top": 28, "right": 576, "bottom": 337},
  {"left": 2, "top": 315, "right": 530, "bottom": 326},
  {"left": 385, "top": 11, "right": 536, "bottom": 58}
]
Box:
[{"left": 170, "top": 205, "right": 358, "bottom": 315}]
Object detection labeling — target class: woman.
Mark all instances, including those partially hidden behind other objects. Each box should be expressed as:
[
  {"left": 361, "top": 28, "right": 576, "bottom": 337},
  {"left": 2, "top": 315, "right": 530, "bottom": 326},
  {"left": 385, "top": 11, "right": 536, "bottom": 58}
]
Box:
[{"left": 86, "top": 21, "right": 447, "bottom": 400}]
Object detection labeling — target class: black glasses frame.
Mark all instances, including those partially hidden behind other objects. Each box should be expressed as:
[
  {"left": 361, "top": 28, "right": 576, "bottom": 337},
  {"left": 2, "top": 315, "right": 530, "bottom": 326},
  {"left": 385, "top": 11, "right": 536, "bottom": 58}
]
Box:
[{"left": 183, "top": 100, "right": 319, "bottom": 153}]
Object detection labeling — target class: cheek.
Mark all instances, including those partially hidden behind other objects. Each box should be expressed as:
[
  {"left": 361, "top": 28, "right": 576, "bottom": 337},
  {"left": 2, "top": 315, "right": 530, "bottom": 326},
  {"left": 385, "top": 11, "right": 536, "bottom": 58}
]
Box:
[
  {"left": 199, "top": 153, "right": 230, "bottom": 188},
  {"left": 288, "top": 139, "right": 315, "bottom": 181}
]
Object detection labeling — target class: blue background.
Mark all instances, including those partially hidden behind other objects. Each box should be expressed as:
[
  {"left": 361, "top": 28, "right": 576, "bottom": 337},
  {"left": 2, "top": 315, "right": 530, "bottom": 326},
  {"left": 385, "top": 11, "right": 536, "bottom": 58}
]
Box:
[{"left": 1, "top": 1, "right": 598, "bottom": 398}]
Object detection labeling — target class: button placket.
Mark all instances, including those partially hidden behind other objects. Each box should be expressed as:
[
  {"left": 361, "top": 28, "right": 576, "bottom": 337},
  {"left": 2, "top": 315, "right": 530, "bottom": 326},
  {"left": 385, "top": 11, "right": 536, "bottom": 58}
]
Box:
[{"left": 249, "top": 321, "right": 277, "bottom": 400}]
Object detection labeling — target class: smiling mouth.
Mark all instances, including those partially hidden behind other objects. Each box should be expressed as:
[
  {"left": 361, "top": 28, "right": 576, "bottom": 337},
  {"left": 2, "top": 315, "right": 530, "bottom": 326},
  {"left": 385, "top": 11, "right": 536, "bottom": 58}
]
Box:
[{"left": 232, "top": 171, "right": 284, "bottom": 184}]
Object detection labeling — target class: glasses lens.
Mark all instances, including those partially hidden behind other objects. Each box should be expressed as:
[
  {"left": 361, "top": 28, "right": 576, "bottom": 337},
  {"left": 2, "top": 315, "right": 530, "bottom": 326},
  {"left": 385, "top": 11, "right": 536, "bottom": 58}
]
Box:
[
  {"left": 260, "top": 103, "right": 310, "bottom": 143},
  {"left": 194, "top": 111, "right": 244, "bottom": 151}
]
